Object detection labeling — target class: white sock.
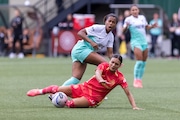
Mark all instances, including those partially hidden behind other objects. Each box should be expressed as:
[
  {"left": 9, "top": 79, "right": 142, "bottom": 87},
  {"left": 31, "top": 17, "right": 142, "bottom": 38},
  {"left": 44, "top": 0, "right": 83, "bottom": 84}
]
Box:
[{"left": 39, "top": 89, "right": 43, "bottom": 94}]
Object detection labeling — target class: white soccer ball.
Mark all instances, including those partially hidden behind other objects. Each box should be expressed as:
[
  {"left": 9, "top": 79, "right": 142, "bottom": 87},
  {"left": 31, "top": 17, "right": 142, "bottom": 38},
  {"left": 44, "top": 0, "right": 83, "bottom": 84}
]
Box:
[{"left": 51, "top": 92, "right": 68, "bottom": 108}]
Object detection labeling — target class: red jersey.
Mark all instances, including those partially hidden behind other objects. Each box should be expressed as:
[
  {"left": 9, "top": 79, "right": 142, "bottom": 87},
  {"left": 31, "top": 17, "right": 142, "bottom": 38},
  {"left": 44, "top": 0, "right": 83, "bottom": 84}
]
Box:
[{"left": 81, "top": 62, "right": 128, "bottom": 103}]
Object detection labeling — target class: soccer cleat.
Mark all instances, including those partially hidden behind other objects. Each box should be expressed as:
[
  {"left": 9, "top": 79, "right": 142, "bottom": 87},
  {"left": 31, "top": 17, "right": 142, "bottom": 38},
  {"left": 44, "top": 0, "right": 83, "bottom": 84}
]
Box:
[
  {"left": 27, "top": 85, "right": 59, "bottom": 97},
  {"left": 133, "top": 80, "right": 143, "bottom": 88},
  {"left": 27, "top": 89, "right": 41, "bottom": 97},
  {"left": 48, "top": 94, "right": 53, "bottom": 101},
  {"left": 43, "top": 85, "right": 59, "bottom": 94}
]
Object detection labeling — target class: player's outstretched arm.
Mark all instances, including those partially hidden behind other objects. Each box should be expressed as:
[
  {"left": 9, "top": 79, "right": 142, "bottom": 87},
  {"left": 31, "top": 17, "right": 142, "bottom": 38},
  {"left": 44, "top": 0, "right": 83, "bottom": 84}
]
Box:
[{"left": 123, "top": 87, "right": 144, "bottom": 110}]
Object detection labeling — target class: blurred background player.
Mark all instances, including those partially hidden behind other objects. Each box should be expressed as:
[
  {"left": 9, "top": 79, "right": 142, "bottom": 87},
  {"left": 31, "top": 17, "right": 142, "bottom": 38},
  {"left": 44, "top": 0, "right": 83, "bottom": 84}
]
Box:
[
  {"left": 9, "top": 10, "right": 24, "bottom": 59},
  {"left": 123, "top": 4, "right": 157, "bottom": 88},
  {"left": 0, "top": 26, "right": 8, "bottom": 56},
  {"left": 27, "top": 54, "right": 143, "bottom": 110},
  {"left": 116, "top": 14, "right": 125, "bottom": 56},
  {"left": 149, "top": 13, "right": 163, "bottom": 57},
  {"left": 58, "top": 13, "right": 73, "bottom": 30},
  {"left": 169, "top": 13, "right": 180, "bottom": 58}
]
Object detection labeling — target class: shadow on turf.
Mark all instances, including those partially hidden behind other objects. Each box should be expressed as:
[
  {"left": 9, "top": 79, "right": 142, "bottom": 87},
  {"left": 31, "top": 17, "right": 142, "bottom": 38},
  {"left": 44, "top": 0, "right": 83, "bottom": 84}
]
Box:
[
  {"left": 92, "top": 106, "right": 130, "bottom": 109},
  {"left": 34, "top": 106, "right": 131, "bottom": 109}
]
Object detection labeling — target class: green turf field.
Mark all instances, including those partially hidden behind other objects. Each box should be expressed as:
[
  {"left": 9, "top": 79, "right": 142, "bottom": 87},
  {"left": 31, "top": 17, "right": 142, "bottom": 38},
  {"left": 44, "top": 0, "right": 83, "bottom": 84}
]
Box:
[{"left": 0, "top": 57, "right": 180, "bottom": 120}]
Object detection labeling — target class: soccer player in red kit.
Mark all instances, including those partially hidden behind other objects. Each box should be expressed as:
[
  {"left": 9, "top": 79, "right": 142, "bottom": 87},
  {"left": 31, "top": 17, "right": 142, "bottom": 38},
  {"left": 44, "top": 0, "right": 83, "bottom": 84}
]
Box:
[{"left": 27, "top": 54, "right": 143, "bottom": 110}]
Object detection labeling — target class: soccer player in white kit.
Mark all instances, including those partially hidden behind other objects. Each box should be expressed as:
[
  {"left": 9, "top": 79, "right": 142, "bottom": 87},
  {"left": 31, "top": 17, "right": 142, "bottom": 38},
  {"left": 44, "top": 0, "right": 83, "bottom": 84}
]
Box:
[
  {"left": 61, "top": 13, "right": 118, "bottom": 86},
  {"left": 123, "top": 4, "right": 157, "bottom": 88}
]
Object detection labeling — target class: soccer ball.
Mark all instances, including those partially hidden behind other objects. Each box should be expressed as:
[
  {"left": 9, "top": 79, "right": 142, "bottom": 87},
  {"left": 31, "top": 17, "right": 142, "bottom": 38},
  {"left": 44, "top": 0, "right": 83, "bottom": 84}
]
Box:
[{"left": 51, "top": 92, "right": 68, "bottom": 108}]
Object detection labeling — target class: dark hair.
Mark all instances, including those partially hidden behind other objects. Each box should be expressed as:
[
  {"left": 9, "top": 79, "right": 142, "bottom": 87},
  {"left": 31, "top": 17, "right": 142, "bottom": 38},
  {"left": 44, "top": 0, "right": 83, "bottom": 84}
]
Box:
[
  {"left": 129, "top": 4, "right": 141, "bottom": 14},
  {"left": 103, "top": 13, "right": 118, "bottom": 24},
  {"left": 130, "top": 4, "right": 139, "bottom": 9},
  {"left": 112, "top": 54, "right": 123, "bottom": 64}
]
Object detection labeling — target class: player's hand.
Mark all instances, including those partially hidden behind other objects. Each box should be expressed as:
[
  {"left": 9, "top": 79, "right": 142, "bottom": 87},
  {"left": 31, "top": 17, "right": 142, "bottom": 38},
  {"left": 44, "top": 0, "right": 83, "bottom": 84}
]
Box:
[
  {"left": 133, "top": 107, "right": 145, "bottom": 110},
  {"left": 151, "top": 22, "right": 158, "bottom": 28},
  {"left": 90, "top": 42, "right": 98, "bottom": 50},
  {"left": 99, "top": 79, "right": 111, "bottom": 84},
  {"left": 125, "top": 22, "right": 130, "bottom": 27}
]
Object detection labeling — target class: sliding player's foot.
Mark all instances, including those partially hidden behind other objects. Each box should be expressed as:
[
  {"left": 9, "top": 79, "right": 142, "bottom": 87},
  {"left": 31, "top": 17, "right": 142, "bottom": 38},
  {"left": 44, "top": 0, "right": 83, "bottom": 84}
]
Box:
[{"left": 27, "top": 89, "right": 41, "bottom": 97}]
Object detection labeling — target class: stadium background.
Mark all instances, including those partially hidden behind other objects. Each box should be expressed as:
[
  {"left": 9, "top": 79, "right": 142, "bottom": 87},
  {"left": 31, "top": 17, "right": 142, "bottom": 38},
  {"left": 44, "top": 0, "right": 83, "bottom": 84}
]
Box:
[{"left": 0, "top": 0, "right": 179, "bottom": 57}]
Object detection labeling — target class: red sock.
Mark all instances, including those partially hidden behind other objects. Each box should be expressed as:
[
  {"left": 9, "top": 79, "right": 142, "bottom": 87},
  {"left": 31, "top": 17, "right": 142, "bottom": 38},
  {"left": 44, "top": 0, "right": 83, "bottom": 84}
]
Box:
[
  {"left": 66, "top": 100, "right": 75, "bottom": 108},
  {"left": 42, "top": 85, "right": 59, "bottom": 94}
]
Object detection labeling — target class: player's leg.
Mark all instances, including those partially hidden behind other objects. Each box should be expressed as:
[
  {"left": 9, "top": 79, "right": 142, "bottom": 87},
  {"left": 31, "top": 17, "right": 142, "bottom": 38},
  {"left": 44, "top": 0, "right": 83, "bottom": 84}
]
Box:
[
  {"left": 27, "top": 85, "right": 72, "bottom": 97},
  {"left": 150, "top": 35, "right": 157, "bottom": 57},
  {"left": 12, "top": 37, "right": 17, "bottom": 53},
  {"left": 133, "top": 47, "right": 143, "bottom": 88},
  {"left": 17, "top": 35, "right": 24, "bottom": 58},
  {"left": 62, "top": 61, "right": 87, "bottom": 86},
  {"left": 140, "top": 48, "right": 148, "bottom": 80},
  {"left": 62, "top": 52, "right": 106, "bottom": 86},
  {"left": 84, "top": 52, "right": 107, "bottom": 65},
  {"left": 9, "top": 37, "right": 17, "bottom": 58},
  {"left": 66, "top": 97, "right": 90, "bottom": 108},
  {"left": 62, "top": 41, "right": 90, "bottom": 86}
]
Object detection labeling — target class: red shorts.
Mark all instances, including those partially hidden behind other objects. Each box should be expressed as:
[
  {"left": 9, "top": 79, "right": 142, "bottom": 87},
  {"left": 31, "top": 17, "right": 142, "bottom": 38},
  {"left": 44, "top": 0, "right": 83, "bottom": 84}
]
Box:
[{"left": 71, "top": 84, "right": 100, "bottom": 107}]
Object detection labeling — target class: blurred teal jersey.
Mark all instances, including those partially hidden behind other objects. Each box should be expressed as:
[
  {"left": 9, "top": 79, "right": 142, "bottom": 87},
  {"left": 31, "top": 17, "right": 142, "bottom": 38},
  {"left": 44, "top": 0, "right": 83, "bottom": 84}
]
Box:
[{"left": 123, "top": 15, "right": 148, "bottom": 50}]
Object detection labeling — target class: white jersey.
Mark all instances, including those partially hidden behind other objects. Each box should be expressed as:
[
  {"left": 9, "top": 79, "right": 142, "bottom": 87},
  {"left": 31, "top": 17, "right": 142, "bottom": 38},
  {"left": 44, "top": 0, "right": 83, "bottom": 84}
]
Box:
[
  {"left": 85, "top": 24, "right": 114, "bottom": 50},
  {"left": 123, "top": 15, "right": 148, "bottom": 45}
]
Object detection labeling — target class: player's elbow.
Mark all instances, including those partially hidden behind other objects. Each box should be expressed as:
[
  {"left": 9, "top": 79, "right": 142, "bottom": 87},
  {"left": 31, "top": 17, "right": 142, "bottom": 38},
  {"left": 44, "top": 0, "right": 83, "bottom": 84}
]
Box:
[
  {"left": 77, "top": 30, "right": 82, "bottom": 37},
  {"left": 77, "top": 29, "right": 86, "bottom": 37}
]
